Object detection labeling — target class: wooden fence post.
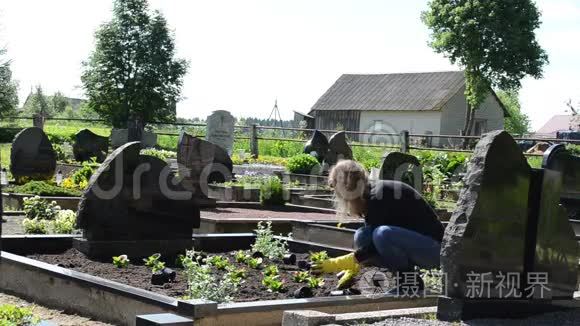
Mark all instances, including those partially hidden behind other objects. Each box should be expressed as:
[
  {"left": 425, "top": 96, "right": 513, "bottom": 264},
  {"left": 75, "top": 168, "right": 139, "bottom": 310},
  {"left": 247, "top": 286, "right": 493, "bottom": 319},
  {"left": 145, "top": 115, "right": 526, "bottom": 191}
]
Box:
[
  {"left": 400, "top": 130, "right": 410, "bottom": 153},
  {"left": 250, "top": 124, "right": 259, "bottom": 158}
]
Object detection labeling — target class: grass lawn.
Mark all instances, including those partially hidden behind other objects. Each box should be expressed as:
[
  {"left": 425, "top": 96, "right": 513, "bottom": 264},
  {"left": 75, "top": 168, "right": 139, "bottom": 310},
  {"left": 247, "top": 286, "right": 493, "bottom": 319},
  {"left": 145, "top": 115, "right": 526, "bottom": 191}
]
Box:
[{"left": 0, "top": 143, "right": 9, "bottom": 170}]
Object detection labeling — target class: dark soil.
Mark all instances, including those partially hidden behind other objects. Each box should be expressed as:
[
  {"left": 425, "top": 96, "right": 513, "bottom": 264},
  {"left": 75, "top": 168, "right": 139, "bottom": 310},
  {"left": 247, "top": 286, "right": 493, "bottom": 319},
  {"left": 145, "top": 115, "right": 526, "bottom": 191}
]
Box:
[{"left": 28, "top": 249, "right": 394, "bottom": 302}]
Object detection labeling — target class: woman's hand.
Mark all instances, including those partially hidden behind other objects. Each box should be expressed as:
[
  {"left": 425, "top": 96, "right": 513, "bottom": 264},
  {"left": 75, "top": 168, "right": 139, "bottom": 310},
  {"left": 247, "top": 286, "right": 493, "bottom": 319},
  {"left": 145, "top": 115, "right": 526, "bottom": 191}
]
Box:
[{"left": 311, "top": 253, "right": 360, "bottom": 289}]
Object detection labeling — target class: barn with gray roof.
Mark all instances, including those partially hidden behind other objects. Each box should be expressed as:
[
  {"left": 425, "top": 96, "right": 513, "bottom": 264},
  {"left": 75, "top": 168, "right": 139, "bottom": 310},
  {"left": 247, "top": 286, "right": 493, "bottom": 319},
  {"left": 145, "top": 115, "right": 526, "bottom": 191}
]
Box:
[{"left": 303, "top": 71, "right": 507, "bottom": 144}]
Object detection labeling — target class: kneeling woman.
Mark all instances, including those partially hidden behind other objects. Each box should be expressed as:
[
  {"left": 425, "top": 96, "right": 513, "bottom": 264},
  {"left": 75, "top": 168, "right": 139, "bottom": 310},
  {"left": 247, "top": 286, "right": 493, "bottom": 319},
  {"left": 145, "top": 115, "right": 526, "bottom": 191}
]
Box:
[{"left": 312, "top": 160, "right": 444, "bottom": 290}]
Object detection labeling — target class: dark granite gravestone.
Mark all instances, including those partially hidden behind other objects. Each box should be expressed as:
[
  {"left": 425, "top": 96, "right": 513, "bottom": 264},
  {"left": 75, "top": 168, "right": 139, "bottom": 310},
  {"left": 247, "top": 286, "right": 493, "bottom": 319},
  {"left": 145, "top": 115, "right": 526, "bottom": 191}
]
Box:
[
  {"left": 437, "top": 131, "right": 579, "bottom": 321},
  {"left": 542, "top": 144, "right": 580, "bottom": 220},
  {"left": 304, "top": 130, "right": 329, "bottom": 163},
  {"left": 325, "top": 131, "right": 353, "bottom": 166},
  {"left": 74, "top": 141, "right": 200, "bottom": 258},
  {"left": 177, "top": 131, "right": 232, "bottom": 206},
  {"left": 73, "top": 129, "right": 109, "bottom": 163},
  {"left": 10, "top": 127, "right": 56, "bottom": 184},
  {"left": 379, "top": 152, "right": 422, "bottom": 192}
]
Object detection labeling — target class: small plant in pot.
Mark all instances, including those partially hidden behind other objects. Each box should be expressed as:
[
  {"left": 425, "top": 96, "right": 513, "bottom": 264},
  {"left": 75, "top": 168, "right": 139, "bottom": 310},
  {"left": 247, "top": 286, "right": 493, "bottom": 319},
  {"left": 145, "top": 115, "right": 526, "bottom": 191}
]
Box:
[{"left": 144, "top": 253, "right": 174, "bottom": 285}]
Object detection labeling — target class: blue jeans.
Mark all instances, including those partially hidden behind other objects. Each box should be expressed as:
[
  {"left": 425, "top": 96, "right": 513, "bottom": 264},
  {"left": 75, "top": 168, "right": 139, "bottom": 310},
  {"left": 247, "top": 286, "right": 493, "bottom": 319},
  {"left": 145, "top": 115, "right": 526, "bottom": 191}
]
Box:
[{"left": 354, "top": 225, "right": 441, "bottom": 271}]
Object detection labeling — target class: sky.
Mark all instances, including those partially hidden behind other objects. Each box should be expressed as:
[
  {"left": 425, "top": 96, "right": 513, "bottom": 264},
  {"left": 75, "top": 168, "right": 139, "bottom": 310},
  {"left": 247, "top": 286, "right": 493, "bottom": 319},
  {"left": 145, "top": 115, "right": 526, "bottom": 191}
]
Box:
[{"left": 1, "top": 0, "right": 579, "bottom": 130}]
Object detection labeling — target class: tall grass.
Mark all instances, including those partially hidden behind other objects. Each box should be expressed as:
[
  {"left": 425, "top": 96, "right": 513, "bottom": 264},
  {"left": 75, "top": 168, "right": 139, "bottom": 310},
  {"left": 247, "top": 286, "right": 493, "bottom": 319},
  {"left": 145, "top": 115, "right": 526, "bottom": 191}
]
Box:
[{"left": 0, "top": 143, "right": 10, "bottom": 170}]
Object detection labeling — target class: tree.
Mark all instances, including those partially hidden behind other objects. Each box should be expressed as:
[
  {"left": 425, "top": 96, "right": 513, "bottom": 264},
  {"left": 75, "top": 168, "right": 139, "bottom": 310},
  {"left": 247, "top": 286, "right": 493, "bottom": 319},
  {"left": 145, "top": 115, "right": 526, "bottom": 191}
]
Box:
[
  {"left": 497, "top": 90, "right": 530, "bottom": 135},
  {"left": 422, "top": 0, "right": 548, "bottom": 138},
  {"left": 81, "top": 0, "right": 188, "bottom": 128},
  {"left": 50, "top": 91, "right": 68, "bottom": 113},
  {"left": 0, "top": 48, "right": 18, "bottom": 118},
  {"left": 23, "top": 85, "right": 52, "bottom": 117}
]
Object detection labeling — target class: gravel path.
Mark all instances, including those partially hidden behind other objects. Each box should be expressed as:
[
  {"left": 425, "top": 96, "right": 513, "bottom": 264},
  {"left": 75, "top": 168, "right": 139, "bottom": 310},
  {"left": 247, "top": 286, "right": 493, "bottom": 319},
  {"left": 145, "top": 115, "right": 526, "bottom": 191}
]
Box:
[
  {"left": 0, "top": 292, "right": 114, "bottom": 326},
  {"left": 1, "top": 215, "right": 24, "bottom": 235},
  {"left": 357, "top": 310, "right": 580, "bottom": 326}
]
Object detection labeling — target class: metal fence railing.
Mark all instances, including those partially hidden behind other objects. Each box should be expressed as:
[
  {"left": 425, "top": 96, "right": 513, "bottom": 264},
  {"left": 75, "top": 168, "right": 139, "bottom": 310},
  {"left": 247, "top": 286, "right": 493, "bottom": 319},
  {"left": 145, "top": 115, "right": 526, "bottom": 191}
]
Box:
[{"left": 1, "top": 116, "right": 579, "bottom": 159}]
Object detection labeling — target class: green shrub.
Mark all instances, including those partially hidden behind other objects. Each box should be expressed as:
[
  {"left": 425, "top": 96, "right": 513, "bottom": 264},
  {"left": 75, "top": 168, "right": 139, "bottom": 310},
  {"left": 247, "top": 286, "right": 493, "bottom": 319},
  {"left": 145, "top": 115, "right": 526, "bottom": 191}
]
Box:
[
  {"left": 47, "top": 132, "right": 75, "bottom": 145},
  {"left": 0, "top": 127, "right": 21, "bottom": 143},
  {"left": 567, "top": 144, "right": 580, "bottom": 156},
  {"left": 72, "top": 164, "right": 95, "bottom": 185},
  {"left": 53, "top": 143, "right": 67, "bottom": 161},
  {"left": 9, "top": 181, "right": 82, "bottom": 197},
  {"left": 251, "top": 221, "right": 290, "bottom": 259},
  {"left": 0, "top": 304, "right": 40, "bottom": 325},
  {"left": 286, "top": 154, "right": 320, "bottom": 175},
  {"left": 259, "top": 176, "right": 286, "bottom": 206},
  {"left": 51, "top": 209, "right": 77, "bottom": 234},
  {"left": 23, "top": 195, "right": 60, "bottom": 220},
  {"left": 182, "top": 250, "right": 238, "bottom": 303},
  {"left": 141, "top": 148, "right": 177, "bottom": 160},
  {"left": 22, "top": 218, "right": 49, "bottom": 234}
]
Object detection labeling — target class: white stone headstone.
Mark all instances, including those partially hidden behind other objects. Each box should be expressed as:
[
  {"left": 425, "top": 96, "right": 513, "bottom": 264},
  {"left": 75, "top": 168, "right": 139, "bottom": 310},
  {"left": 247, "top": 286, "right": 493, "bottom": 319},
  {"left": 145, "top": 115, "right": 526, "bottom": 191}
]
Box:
[{"left": 206, "top": 110, "right": 235, "bottom": 155}]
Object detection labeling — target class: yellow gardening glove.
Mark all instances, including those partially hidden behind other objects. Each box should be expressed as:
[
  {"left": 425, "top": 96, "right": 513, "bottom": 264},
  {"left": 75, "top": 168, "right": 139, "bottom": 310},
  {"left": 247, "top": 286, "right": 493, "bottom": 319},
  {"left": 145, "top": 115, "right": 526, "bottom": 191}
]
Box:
[{"left": 311, "top": 253, "right": 360, "bottom": 289}]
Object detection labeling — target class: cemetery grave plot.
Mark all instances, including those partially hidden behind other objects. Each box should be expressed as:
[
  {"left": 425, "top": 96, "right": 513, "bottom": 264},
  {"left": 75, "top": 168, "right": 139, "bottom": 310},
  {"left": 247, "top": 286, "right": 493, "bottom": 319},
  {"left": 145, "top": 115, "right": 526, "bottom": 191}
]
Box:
[{"left": 26, "top": 248, "right": 396, "bottom": 302}]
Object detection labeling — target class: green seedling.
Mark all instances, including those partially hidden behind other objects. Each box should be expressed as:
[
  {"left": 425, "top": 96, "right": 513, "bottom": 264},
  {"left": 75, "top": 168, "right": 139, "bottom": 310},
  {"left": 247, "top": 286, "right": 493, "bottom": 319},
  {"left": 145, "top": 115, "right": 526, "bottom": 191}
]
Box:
[
  {"left": 248, "top": 257, "right": 263, "bottom": 269},
  {"left": 227, "top": 267, "right": 247, "bottom": 284},
  {"left": 306, "top": 276, "right": 325, "bottom": 289},
  {"left": 175, "top": 254, "right": 186, "bottom": 268},
  {"left": 262, "top": 265, "right": 279, "bottom": 277},
  {"left": 207, "top": 255, "right": 230, "bottom": 270},
  {"left": 309, "top": 251, "right": 329, "bottom": 263},
  {"left": 262, "top": 275, "right": 285, "bottom": 292},
  {"left": 144, "top": 253, "right": 166, "bottom": 273},
  {"left": 234, "top": 250, "right": 250, "bottom": 263},
  {"left": 112, "top": 255, "right": 130, "bottom": 268},
  {"left": 292, "top": 271, "right": 310, "bottom": 283}
]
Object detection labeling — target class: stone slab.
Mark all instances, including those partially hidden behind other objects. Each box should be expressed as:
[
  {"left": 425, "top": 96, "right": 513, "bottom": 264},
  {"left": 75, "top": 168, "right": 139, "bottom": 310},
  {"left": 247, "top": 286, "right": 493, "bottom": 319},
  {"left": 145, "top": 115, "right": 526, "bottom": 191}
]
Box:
[
  {"left": 136, "top": 313, "right": 193, "bottom": 326},
  {"left": 72, "top": 238, "right": 195, "bottom": 259}
]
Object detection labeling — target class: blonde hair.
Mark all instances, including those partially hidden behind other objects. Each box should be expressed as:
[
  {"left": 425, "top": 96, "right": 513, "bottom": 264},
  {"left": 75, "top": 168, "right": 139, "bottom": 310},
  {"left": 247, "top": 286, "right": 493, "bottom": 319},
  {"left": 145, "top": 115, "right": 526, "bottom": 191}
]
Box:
[{"left": 328, "top": 160, "right": 369, "bottom": 218}]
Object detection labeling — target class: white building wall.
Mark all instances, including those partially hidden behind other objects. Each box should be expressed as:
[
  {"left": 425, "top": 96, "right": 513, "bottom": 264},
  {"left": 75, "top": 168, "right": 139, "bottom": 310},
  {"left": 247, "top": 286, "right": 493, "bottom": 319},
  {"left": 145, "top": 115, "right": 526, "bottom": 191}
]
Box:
[
  {"left": 440, "top": 86, "right": 505, "bottom": 135},
  {"left": 358, "top": 110, "right": 442, "bottom": 144}
]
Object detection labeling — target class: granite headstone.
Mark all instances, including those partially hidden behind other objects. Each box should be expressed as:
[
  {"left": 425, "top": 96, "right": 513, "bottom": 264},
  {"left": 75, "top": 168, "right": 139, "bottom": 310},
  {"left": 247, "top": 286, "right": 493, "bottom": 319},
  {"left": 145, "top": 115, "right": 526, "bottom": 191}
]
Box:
[
  {"left": 10, "top": 127, "right": 56, "bottom": 183},
  {"left": 325, "top": 131, "right": 353, "bottom": 166},
  {"left": 74, "top": 141, "right": 200, "bottom": 258},
  {"left": 206, "top": 110, "right": 235, "bottom": 155},
  {"left": 73, "top": 129, "right": 109, "bottom": 163},
  {"left": 303, "top": 130, "right": 329, "bottom": 163},
  {"left": 177, "top": 131, "right": 232, "bottom": 201},
  {"left": 379, "top": 152, "right": 423, "bottom": 192},
  {"left": 438, "top": 130, "right": 579, "bottom": 320}
]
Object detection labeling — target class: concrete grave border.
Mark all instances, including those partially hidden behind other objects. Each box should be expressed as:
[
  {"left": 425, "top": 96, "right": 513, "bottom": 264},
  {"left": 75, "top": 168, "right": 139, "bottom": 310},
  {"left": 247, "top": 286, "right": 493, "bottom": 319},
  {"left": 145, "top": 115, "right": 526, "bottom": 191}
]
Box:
[{"left": 0, "top": 234, "right": 435, "bottom": 326}]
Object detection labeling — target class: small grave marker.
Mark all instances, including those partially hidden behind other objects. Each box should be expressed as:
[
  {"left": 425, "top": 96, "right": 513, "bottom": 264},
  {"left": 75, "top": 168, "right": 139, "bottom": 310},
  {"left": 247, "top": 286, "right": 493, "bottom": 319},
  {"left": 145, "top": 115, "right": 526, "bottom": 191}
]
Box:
[
  {"left": 73, "top": 129, "right": 109, "bottom": 163},
  {"left": 206, "top": 110, "right": 235, "bottom": 155}
]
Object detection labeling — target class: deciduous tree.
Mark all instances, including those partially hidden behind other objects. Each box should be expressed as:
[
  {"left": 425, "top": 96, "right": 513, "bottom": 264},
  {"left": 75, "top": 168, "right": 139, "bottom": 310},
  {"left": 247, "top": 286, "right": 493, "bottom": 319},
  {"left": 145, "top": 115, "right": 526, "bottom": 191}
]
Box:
[
  {"left": 0, "top": 48, "right": 18, "bottom": 118},
  {"left": 81, "top": 0, "right": 188, "bottom": 128},
  {"left": 422, "top": 0, "right": 548, "bottom": 138},
  {"left": 497, "top": 90, "right": 530, "bottom": 135}
]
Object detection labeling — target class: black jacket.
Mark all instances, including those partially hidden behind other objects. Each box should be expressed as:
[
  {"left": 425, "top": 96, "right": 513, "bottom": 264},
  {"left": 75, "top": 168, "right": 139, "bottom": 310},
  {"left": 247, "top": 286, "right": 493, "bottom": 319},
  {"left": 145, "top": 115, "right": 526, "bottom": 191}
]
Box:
[{"left": 364, "top": 180, "right": 444, "bottom": 243}]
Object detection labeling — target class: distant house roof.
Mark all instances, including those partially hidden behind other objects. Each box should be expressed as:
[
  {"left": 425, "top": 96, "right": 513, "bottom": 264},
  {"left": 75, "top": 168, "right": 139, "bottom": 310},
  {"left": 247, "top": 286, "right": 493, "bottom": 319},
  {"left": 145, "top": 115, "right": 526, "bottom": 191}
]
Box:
[
  {"left": 309, "top": 71, "right": 508, "bottom": 116},
  {"left": 21, "top": 93, "right": 85, "bottom": 111},
  {"left": 536, "top": 115, "right": 575, "bottom": 135}
]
